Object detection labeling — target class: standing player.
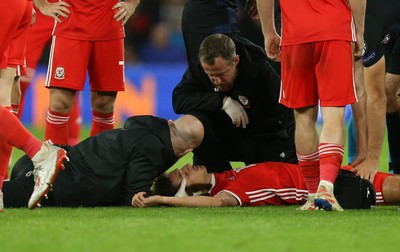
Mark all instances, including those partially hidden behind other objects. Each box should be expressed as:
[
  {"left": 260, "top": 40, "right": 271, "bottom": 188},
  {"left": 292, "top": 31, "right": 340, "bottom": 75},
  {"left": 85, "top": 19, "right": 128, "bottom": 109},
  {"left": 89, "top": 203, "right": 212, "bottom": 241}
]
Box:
[
  {"left": 19, "top": 0, "right": 82, "bottom": 145},
  {"left": 0, "top": 0, "right": 27, "bottom": 212},
  {"left": 0, "top": 0, "right": 69, "bottom": 213},
  {"left": 0, "top": 0, "right": 35, "bottom": 182},
  {"left": 257, "top": 0, "right": 366, "bottom": 211},
  {"left": 33, "top": 0, "right": 140, "bottom": 145}
]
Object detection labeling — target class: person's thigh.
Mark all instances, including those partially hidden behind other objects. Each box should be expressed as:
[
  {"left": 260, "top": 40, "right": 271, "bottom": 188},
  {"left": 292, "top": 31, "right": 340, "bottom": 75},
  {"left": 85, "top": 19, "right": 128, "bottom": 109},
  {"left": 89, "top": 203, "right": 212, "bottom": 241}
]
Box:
[
  {"left": 0, "top": 0, "right": 26, "bottom": 68},
  {"left": 280, "top": 43, "right": 318, "bottom": 108},
  {"left": 7, "top": 1, "right": 32, "bottom": 69},
  {"left": 89, "top": 39, "right": 125, "bottom": 92},
  {"left": 46, "top": 37, "right": 90, "bottom": 90},
  {"left": 315, "top": 40, "right": 357, "bottom": 107},
  {"left": 25, "top": 9, "right": 55, "bottom": 69}
]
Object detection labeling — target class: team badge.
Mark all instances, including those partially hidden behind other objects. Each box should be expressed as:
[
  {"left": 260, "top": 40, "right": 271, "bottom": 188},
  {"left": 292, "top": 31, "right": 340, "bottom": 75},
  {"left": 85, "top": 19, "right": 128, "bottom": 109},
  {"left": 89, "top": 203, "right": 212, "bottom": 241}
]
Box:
[
  {"left": 238, "top": 95, "right": 250, "bottom": 108},
  {"left": 382, "top": 33, "right": 390, "bottom": 45},
  {"left": 55, "top": 67, "right": 65, "bottom": 79}
]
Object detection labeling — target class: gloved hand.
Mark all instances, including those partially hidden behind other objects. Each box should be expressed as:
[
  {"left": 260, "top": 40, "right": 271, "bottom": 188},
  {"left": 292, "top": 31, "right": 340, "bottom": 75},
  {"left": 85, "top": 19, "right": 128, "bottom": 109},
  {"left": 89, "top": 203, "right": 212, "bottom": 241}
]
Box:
[{"left": 222, "top": 96, "right": 249, "bottom": 128}]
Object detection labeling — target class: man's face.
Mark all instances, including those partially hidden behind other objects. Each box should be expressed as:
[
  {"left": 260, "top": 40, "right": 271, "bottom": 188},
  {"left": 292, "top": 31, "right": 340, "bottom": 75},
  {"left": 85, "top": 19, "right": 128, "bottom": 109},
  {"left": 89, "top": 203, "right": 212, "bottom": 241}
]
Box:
[
  {"left": 201, "top": 55, "right": 239, "bottom": 92},
  {"left": 168, "top": 164, "right": 208, "bottom": 190}
]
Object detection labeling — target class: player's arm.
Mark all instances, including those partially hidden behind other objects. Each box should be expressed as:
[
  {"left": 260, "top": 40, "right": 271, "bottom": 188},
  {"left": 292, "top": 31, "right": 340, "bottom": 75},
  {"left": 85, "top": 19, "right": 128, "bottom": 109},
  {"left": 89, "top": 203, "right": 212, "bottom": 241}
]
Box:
[
  {"left": 348, "top": 0, "right": 366, "bottom": 58},
  {"left": 132, "top": 192, "right": 239, "bottom": 208},
  {"left": 350, "top": 59, "right": 367, "bottom": 167},
  {"left": 33, "top": 0, "right": 70, "bottom": 23},
  {"left": 256, "top": 0, "right": 281, "bottom": 61}
]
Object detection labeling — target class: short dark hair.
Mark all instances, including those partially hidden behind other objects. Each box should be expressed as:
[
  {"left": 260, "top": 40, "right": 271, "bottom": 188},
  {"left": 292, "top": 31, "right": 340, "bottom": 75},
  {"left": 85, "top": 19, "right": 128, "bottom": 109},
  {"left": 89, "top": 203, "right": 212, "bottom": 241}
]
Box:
[
  {"left": 153, "top": 173, "right": 180, "bottom": 196},
  {"left": 198, "top": 34, "right": 236, "bottom": 65}
]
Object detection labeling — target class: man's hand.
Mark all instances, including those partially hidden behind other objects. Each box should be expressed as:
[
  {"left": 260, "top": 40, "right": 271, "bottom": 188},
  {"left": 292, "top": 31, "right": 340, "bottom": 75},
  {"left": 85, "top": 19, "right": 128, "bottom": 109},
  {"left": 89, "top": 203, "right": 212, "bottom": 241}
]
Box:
[
  {"left": 354, "top": 35, "right": 365, "bottom": 59},
  {"left": 131, "top": 192, "right": 161, "bottom": 208},
  {"left": 352, "top": 158, "right": 379, "bottom": 183},
  {"left": 112, "top": 0, "right": 140, "bottom": 25},
  {"left": 264, "top": 33, "right": 281, "bottom": 62},
  {"left": 33, "top": 0, "right": 70, "bottom": 23},
  {"left": 222, "top": 96, "right": 249, "bottom": 128},
  {"left": 349, "top": 151, "right": 367, "bottom": 167}
]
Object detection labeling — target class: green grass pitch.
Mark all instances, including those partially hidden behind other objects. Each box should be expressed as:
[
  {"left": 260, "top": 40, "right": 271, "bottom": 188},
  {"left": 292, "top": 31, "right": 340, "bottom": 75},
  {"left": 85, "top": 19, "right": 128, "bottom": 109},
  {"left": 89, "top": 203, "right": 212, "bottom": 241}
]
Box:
[{"left": 1, "top": 126, "right": 398, "bottom": 252}]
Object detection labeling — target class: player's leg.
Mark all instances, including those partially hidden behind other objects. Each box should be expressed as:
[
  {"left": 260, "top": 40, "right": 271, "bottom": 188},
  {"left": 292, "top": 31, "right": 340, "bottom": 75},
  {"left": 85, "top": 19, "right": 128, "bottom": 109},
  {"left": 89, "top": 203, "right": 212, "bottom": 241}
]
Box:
[
  {"left": 380, "top": 174, "right": 400, "bottom": 204},
  {"left": 89, "top": 39, "right": 124, "bottom": 136},
  {"left": 19, "top": 5, "right": 55, "bottom": 119},
  {"left": 0, "top": 0, "right": 27, "bottom": 212},
  {"left": 0, "top": 70, "right": 17, "bottom": 189},
  {"left": 314, "top": 40, "right": 357, "bottom": 211},
  {"left": 2, "top": 2, "right": 34, "bottom": 181},
  {"left": 68, "top": 94, "right": 82, "bottom": 145},
  {"left": 348, "top": 59, "right": 368, "bottom": 166},
  {"left": 45, "top": 37, "right": 89, "bottom": 144},
  {"left": 280, "top": 44, "right": 320, "bottom": 210},
  {"left": 0, "top": 106, "right": 68, "bottom": 209},
  {"left": 316, "top": 107, "right": 346, "bottom": 211}
]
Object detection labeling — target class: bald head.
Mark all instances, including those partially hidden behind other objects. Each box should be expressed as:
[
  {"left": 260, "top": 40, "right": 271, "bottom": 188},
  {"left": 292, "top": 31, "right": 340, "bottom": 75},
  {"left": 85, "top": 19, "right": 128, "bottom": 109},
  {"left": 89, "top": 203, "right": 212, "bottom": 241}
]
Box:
[{"left": 169, "top": 115, "right": 204, "bottom": 157}]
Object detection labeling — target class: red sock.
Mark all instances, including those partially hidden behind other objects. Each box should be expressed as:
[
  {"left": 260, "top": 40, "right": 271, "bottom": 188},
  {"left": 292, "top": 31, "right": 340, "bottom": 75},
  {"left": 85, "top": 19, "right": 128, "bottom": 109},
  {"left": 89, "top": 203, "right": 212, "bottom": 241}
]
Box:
[
  {"left": 68, "top": 96, "right": 81, "bottom": 145},
  {"left": 297, "top": 151, "right": 320, "bottom": 194},
  {"left": 91, "top": 111, "right": 114, "bottom": 136},
  {"left": 0, "top": 106, "right": 42, "bottom": 159},
  {"left": 45, "top": 108, "right": 70, "bottom": 145},
  {"left": 17, "top": 79, "right": 30, "bottom": 119},
  {"left": 318, "top": 143, "right": 344, "bottom": 184}
]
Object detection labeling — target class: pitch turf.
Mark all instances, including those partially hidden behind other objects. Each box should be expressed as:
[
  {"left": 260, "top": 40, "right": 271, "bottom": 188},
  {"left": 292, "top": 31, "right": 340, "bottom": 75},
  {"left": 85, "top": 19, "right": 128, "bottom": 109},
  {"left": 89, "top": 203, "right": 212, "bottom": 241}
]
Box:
[
  {"left": 1, "top": 126, "right": 397, "bottom": 252},
  {"left": 1, "top": 206, "right": 399, "bottom": 251}
]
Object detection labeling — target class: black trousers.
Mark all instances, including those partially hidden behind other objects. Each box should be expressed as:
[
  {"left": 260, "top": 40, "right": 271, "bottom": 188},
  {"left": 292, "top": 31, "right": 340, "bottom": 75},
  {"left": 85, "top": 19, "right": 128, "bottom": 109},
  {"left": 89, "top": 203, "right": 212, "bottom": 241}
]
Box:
[
  {"left": 189, "top": 111, "right": 297, "bottom": 173},
  {"left": 3, "top": 155, "right": 56, "bottom": 208}
]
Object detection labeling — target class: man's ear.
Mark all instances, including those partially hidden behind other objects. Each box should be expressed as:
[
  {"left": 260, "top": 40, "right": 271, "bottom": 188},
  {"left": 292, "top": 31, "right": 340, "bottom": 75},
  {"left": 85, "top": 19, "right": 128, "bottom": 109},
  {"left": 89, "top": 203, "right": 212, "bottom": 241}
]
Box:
[{"left": 234, "top": 55, "right": 240, "bottom": 65}]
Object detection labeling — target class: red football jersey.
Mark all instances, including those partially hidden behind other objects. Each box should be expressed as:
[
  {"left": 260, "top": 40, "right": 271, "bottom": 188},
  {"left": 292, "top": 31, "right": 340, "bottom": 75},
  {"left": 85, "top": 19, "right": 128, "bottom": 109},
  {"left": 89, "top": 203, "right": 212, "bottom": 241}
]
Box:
[
  {"left": 53, "top": 0, "right": 124, "bottom": 41},
  {"left": 211, "top": 163, "right": 389, "bottom": 206},
  {"left": 211, "top": 162, "right": 308, "bottom": 206},
  {"left": 279, "top": 0, "right": 355, "bottom": 46}
]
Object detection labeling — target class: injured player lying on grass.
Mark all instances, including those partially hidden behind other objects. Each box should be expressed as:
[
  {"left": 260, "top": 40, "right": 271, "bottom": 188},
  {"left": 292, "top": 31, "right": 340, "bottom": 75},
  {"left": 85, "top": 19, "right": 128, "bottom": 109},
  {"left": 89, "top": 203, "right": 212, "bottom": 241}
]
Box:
[{"left": 132, "top": 162, "right": 400, "bottom": 211}]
